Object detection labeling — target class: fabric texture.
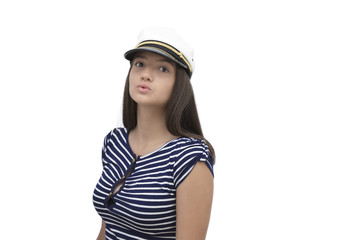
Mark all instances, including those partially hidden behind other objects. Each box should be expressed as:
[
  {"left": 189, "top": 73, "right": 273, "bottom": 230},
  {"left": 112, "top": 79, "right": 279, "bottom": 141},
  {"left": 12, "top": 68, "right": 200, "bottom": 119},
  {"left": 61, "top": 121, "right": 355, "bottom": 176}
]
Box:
[{"left": 93, "top": 127, "right": 214, "bottom": 239}]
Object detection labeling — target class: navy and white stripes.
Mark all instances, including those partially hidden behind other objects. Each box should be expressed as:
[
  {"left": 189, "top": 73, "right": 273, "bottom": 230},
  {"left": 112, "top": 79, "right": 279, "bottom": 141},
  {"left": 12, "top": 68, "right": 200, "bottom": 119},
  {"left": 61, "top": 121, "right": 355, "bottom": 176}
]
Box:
[{"left": 93, "top": 127, "right": 214, "bottom": 240}]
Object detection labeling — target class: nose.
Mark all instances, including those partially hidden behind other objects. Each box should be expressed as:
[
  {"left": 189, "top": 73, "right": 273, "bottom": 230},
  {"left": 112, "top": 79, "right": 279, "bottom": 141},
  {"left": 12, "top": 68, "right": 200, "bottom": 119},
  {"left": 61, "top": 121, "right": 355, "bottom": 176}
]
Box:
[{"left": 141, "top": 68, "right": 152, "bottom": 82}]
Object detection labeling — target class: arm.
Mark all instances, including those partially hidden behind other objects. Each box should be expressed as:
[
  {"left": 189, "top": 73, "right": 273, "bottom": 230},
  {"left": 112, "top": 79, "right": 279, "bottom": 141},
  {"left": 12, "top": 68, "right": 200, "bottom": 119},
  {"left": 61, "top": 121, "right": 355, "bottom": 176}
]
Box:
[
  {"left": 176, "top": 162, "right": 214, "bottom": 240},
  {"left": 96, "top": 220, "right": 106, "bottom": 240}
]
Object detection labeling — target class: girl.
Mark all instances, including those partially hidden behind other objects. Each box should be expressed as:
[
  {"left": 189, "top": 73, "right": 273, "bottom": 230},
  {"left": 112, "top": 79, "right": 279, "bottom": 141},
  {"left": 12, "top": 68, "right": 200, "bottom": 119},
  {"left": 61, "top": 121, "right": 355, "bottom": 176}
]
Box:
[{"left": 93, "top": 27, "right": 215, "bottom": 240}]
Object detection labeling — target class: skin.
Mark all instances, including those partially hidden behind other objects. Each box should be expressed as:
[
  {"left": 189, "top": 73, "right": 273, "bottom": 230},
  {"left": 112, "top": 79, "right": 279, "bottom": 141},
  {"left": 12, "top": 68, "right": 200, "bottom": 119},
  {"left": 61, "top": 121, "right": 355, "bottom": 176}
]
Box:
[
  {"left": 97, "top": 51, "right": 213, "bottom": 240},
  {"left": 96, "top": 220, "right": 105, "bottom": 240}
]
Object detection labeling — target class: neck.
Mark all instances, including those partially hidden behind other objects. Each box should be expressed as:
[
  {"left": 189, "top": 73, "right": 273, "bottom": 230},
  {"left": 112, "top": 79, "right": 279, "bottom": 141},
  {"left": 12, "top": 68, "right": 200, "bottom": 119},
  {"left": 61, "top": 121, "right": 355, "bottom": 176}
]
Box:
[{"left": 132, "top": 105, "right": 170, "bottom": 142}]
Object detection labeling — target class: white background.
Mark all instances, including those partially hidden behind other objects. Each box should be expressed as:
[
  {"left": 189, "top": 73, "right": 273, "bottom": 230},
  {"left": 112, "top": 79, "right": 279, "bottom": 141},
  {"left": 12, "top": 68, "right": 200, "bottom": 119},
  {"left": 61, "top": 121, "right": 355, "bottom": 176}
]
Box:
[{"left": 1, "top": 0, "right": 359, "bottom": 239}]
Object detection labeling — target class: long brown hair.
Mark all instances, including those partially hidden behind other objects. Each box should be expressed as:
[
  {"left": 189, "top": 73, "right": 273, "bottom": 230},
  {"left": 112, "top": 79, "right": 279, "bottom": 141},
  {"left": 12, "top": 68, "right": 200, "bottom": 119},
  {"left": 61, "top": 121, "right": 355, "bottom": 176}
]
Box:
[{"left": 122, "top": 64, "right": 215, "bottom": 163}]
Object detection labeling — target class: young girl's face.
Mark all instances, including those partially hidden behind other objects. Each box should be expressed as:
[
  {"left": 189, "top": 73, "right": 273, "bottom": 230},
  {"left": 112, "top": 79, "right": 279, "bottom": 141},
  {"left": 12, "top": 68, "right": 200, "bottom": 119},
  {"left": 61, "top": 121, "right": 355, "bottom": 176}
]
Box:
[{"left": 129, "top": 51, "right": 176, "bottom": 108}]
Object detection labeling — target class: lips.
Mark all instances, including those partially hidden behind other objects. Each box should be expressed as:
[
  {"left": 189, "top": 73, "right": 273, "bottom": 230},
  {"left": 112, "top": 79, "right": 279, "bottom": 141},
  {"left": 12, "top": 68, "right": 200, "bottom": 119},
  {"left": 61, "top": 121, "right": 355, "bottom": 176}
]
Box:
[{"left": 137, "top": 84, "right": 151, "bottom": 93}]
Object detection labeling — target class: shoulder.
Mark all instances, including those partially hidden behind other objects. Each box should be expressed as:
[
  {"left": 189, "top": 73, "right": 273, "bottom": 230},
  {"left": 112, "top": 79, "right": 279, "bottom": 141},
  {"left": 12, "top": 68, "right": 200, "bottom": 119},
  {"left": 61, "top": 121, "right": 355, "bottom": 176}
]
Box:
[
  {"left": 172, "top": 137, "right": 214, "bottom": 189},
  {"left": 174, "top": 137, "right": 212, "bottom": 163},
  {"left": 103, "top": 127, "right": 127, "bottom": 141},
  {"left": 102, "top": 127, "right": 129, "bottom": 150}
]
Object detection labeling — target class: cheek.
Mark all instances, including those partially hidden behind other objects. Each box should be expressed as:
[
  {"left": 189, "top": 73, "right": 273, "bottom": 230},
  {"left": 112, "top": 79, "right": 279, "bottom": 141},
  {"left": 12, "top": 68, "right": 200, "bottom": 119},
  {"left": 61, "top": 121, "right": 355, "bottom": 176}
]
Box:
[
  {"left": 128, "top": 71, "right": 137, "bottom": 98},
  {"left": 129, "top": 70, "right": 135, "bottom": 86},
  {"left": 162, "top": 78, "right": 176, "bottom": 99},
  {"left": 166, "top": 82, "right": 175, "bottom": 94}
]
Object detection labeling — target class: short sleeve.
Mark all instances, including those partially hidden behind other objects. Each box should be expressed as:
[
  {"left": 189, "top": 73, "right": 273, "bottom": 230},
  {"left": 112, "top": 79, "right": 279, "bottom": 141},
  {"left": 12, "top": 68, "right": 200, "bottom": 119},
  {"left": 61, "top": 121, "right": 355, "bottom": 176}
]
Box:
[
  {"left": 101, "top": 128, "right": 116, "bottom": 167},
  {"left": 173, "top": 140, "right": 214, "bottom": 189}
]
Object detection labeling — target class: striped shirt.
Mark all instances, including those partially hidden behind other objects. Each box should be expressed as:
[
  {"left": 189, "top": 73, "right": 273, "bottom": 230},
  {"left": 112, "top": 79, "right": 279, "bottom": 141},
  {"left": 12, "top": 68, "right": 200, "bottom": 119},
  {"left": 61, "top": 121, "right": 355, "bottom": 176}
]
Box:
[{"left": 93, "top": 127, "right": 214, "bottom": 239}]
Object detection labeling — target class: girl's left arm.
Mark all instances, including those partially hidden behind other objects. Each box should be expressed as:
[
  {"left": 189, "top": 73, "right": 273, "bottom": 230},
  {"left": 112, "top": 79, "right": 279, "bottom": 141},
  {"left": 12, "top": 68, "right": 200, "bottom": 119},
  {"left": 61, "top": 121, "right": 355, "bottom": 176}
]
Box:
[{"left": 176, "top": 162, "right": 214, "bottom": 240}]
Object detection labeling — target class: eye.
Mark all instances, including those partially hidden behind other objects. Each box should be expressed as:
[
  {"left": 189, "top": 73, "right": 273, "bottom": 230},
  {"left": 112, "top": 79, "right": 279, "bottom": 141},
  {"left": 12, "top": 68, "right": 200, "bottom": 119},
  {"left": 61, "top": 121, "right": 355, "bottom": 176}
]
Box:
[
  {"left": 160, "top": 67, "right": 169, "bottom": 73},
  {"left": 134, "top": 62, "right": 143, "bottom": 67}
]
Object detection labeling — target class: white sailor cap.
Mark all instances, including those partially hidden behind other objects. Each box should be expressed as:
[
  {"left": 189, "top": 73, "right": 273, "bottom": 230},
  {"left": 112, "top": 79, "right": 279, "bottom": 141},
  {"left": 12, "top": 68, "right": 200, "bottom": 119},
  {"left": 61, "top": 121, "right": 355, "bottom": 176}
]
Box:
[{"left": 124, "top": 27, "right": 194, "bottom": 78}]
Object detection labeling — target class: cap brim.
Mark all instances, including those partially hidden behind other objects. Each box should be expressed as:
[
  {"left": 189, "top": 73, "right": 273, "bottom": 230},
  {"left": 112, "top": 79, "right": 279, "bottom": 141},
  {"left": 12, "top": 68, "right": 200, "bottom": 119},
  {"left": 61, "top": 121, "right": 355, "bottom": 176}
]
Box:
[{"left": 124, "top": 47, "right": 188, "bottom": 70}]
